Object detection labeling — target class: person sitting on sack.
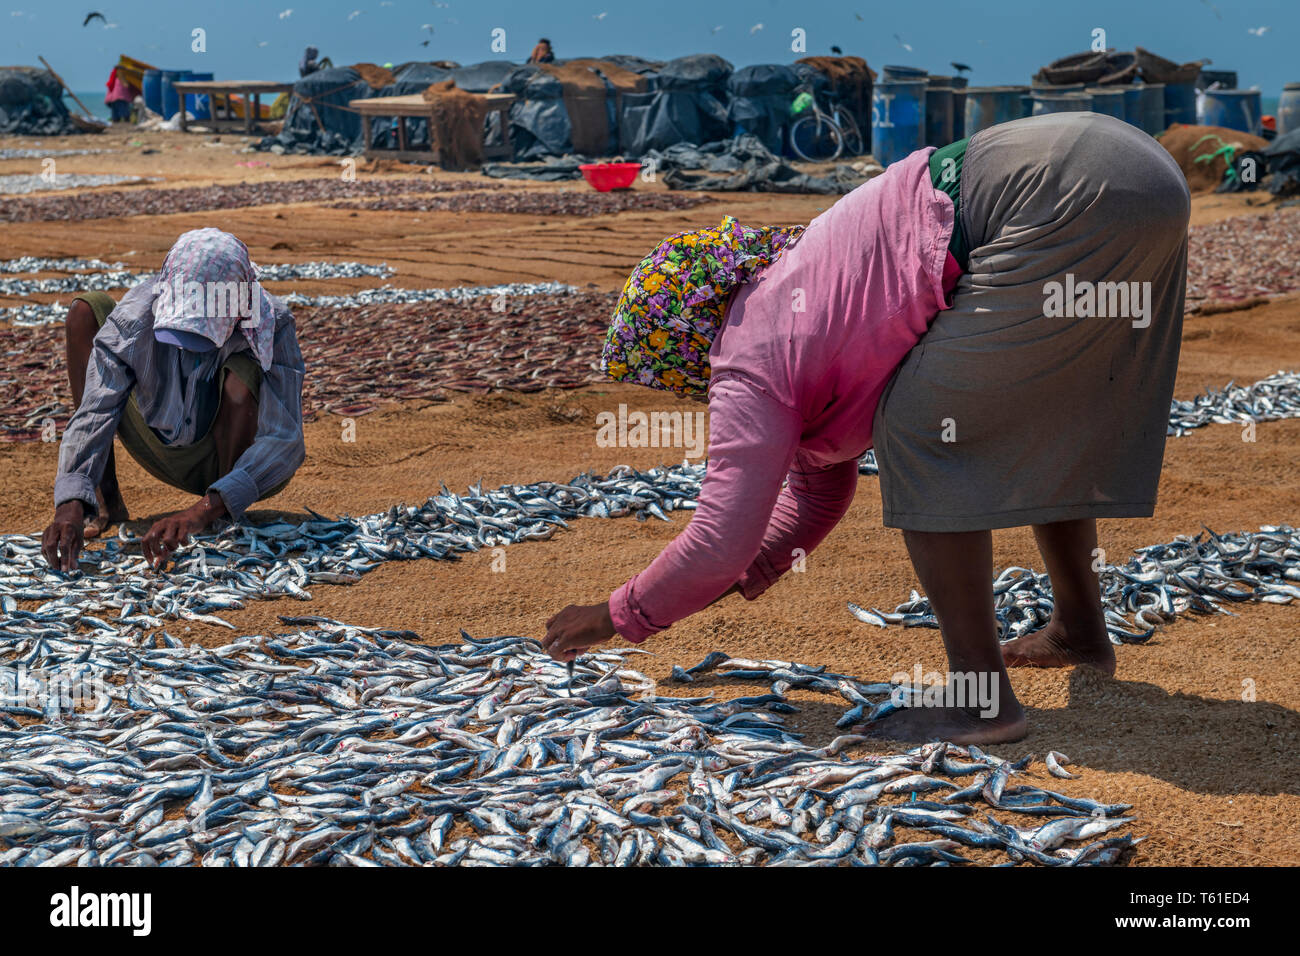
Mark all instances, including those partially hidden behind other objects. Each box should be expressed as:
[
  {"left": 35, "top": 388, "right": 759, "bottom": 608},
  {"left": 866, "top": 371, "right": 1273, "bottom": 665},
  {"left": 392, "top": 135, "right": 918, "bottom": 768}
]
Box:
[{"left": 43, "top": 228, "right": 305, "bottom": 571}]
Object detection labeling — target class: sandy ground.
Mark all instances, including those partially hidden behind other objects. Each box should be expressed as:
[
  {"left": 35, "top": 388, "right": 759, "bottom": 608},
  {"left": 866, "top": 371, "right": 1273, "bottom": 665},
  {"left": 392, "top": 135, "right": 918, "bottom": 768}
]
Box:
[{"left": 1, "top": 127, "right": 1297, "bottom": 865}]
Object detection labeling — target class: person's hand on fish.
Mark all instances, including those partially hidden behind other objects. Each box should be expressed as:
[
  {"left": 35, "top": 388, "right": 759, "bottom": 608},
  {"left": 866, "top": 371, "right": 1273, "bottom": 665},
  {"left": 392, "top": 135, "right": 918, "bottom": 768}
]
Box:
[
  {"left": 543, "top": 602, "right": 616, "bottom": 661},
  {"left": 141, "top": 494, "right": 224, "bottom": 569},
  {"left": 42, "top": 501, "right": 87, "bottom": 571}
]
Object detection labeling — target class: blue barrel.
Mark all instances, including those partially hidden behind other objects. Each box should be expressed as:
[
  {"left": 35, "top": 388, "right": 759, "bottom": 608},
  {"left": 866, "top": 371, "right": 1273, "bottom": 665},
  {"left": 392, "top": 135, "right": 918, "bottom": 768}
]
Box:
[
  {"left": 1202, "top": 89, "right": 1262, "bottom": 134},
  {"left": 872, "top": 78, "right": 927, "bottom": 165},
  {"left": 1164, "top": 82, "right": 1197, "bottom": 126},
  {"left": 1122, "top": 84, "right": 1164, "bottom": 135},
  {"left": 882, "top": 64, "right": 927, "bottom": 81},
  {"left": 184, "top": 71, "right": 214, "bottom": 120},
  {"left": 924, "top": 86, "right": 954, "bottom": 147},
  {"left": 964, "top": 86, "right": 1025, "bottom": 135},
  {"left": 1087, "top": 87, "right": 1127, "bottom": 122},
  {"left": 1032, "top": 92, "right": 1091, "bottom": 116},
  {"left": 951, "top": 90, "right": 966, "bottom": 138},
  {"left": 141, "top": 69, "right": 163, "bottom": 115},
  {"left": 160, "top": 70, "right": 188, "bottom": 120},
  {"left": 1279, "top": 83, "right": 1300, "bottom": 136}
]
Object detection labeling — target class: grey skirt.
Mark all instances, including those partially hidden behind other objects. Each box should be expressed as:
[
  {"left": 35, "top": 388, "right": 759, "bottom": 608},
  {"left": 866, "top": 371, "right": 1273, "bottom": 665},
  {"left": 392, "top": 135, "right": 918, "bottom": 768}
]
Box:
[{"left": 873, "top": 112, "right": 1191, "bottom": 531}]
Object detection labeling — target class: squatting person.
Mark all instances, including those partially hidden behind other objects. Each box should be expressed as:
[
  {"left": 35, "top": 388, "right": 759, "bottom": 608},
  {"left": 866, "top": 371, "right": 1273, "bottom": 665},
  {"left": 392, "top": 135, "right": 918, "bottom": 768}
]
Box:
[
  {"left": 542, "top": 112, "right": 1191, "bottom": 744},
  {"left": 42, "top": 228, "right": 305, "bottom": 571}
]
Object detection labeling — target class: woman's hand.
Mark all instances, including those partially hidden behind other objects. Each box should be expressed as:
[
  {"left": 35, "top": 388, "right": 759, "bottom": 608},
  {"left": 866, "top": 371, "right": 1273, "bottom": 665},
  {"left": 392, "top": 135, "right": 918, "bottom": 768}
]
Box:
[{"left": 543, "top": 602, "right": 617, "bottom": 661}]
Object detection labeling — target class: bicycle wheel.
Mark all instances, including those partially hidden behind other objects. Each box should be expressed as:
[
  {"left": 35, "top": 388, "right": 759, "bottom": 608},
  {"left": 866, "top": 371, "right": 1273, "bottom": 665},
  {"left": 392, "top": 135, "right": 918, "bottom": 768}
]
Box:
[
  {"left": 835, "top": 109, "right": 865, "bottom": 157},
  {"left": 790, "top": 114, "right": 843, "bottom": 162}
]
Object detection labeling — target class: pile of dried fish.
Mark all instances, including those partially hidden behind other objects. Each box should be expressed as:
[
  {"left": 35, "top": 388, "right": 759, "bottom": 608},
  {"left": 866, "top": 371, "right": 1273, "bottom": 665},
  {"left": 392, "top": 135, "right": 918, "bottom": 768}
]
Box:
[
  {"left": 0, "top": 177, "right": 502, "bottom": 224},
  {"left": 330, "top": 190, "right": 709, "bottom": 218},
  {"left": 1185, "top": 206, "right": 1300, "bottom": 311},
  {"left": 0, "top": 618, "right": 1138, "bottom": 866},
  {"left": 0, "top": 289, "right": 611, "bottom": 436},
  {"left": 1166, "top": 370, "right": 1300, "bottom": 435},
  {"left": 0, "top": 260, "right": 396, "bottom": 302},
  {"left": 849, "top": 524, "right": 1300, "bottom": 644},
  {"left": 0, "top": 173, "right": 153, "bottom": 196},
  {"left": 0, "top": 463, "right": 706, "bottom": 625}
]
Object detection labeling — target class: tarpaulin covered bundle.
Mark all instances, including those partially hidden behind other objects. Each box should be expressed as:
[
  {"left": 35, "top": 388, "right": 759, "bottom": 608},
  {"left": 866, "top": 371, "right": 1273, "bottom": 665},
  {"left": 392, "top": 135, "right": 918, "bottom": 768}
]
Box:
[
  {"left": 794, "top": 55, "right": 874, "bottom": 149},
  {"left": 1034, "top": 49, "right": 1139, "bottom": 86},
  {"left": 257, "top": 67, "right": 375, "bottom": 155},
  {"left": 619, "top": 54, "right": 733, "bottom": 156},
  {"left": 0, "top": 66, "right": 78, "bottom": 136},
  {"left": 421, "top": 79, "right": 494, "bottom": 170},
  {"left": 1214, "top": 128, "right": 1300, "bottom": 196},
  {"left": 726, "top": 64, "right": 800, "bottom": 154},
  {"left": 371, "top": 62, "right": 455, "bottom": 149},
  {"left": 503, "top": 62, "right": 629, "bottom": 160},
  {"left": 598, "top": 54, "right": 665, "bottom": 80},
  {"left": 644, "top": 133, "right": 865, "bottom": 194}
]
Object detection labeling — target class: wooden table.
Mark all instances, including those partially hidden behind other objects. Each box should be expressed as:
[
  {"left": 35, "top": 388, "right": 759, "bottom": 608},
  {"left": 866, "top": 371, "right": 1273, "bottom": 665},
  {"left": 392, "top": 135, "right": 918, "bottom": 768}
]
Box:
[
  {"left": 171, "top": 80, "right": 295, "bottom": 134},
  {"left": 350, "top": 92, "right": 516, "bottom": 166}
]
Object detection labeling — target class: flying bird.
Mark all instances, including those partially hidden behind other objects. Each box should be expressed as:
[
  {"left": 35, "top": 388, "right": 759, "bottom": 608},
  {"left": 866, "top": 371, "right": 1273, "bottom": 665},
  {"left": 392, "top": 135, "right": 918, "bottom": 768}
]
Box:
[
  {"left": 1247, "top": 26, "right": 1270, "bottom": 36},
  {"left": 710, "top": 25, "right": 723, "bottom": 34},
  {"left": 893, "top": 33, "right": 913, "bottom": 52},
  {"left": 831, "top": 45, "right": 842, "bottom": 55},
  {"left": 750, "top": 22, "right": 763, "bottom": 34},
  {"left": 951, "top": 61, "right": 972, "bottom": 74},
  {"left": 593, "top": 11, "right": 606, "bottom": 20},
  {"left": 257, "top": 40, "right": 269, "bottom": 47},
  {"left": 82, "top": 11, "right": 105, "bottom": 26},
  {"left": 279, "top": 8, "right": 292, "bottom": 19},
  {"left": 347, "top": 9, "right": 362, "bottom": 20},
  {"left": 855, "top": 13, "right": 863, "bottom": 20}
]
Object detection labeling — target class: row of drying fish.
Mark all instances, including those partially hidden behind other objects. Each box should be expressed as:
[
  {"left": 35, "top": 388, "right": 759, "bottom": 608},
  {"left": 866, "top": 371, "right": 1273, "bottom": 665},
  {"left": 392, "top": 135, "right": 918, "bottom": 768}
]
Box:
[
  {"left": 0, "top": 176, "right": 503, "bottom": 223},
  {"left": 0, "top": 173, "right": 152, "bottom": 196},
  {"left": 0, "top": 620, "right": 1138, "bottom": 866},
  {"left": 850, "top": 524, "right": 1300, "bottom": 647},
  {"left": 0, "top": 463, "right": 707, "bottom": 636},
  {"left": 0, "top": 148, "right": 112, "bottom": 160},
  {"left": 1, "top": 280, "right": 579, "bottom": 328},
  {"left": 856, "top": 370, "right": 1300, "bottom": 474},
  {"left": 0, "top": 260, "right": 396, "bottom": 299}
]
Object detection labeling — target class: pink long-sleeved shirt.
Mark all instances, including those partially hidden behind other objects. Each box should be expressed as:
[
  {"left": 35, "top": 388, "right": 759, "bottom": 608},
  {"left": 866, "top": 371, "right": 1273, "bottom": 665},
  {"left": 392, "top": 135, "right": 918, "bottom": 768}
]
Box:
[{"left": 609, "top": 147, "right": 958, "bottom": 642}]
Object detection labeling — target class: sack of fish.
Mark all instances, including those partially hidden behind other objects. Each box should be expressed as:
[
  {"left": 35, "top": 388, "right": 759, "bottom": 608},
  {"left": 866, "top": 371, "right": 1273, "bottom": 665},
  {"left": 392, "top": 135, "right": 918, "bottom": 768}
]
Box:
[{"left": 0, "top": 463, "right": 1145, "bottom": 866}]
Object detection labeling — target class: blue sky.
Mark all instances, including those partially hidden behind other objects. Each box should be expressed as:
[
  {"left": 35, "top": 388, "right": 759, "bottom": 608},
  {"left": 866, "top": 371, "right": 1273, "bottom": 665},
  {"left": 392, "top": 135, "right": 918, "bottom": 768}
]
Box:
[{"left": 5, "top": 0, "right": 1298, "bottom": 94}]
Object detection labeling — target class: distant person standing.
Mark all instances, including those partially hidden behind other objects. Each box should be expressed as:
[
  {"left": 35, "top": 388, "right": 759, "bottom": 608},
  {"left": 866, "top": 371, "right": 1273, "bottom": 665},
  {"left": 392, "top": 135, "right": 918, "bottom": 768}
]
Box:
[
  {"left": 299, "top": 46, "right": 332, "bottom": 78},
  {"left": 528, "top": 38, "right": 555, "bottom": 64},
  {"left": 104, "top": 66, "right": 133, "bottom": 123}
]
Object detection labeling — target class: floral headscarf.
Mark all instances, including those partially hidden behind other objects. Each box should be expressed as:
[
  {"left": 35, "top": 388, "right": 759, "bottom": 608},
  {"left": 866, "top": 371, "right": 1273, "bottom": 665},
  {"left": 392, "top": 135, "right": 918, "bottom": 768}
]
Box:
[{"left": 600, "top": 216, "right": 803, "bottom": 395}]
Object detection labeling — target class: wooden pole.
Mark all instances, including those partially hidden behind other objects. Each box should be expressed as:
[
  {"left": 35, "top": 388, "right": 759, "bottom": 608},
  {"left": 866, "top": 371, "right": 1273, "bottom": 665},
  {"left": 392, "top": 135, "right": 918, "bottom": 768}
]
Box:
[{"left": 38, "top": 55, "right": 97, "bottom": 119}]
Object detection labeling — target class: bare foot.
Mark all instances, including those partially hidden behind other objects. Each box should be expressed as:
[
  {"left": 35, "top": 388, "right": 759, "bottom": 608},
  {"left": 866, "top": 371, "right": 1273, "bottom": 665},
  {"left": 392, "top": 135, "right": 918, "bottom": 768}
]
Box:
[
  {"left": 854, "top": 702, "right": 1027, "bottom": 745},
  {"left": 83, "top": 487, "right": 129, "bottom": 539},
  {"left": 1001, "top": 617, "right": 1116, "bottom": 675}
]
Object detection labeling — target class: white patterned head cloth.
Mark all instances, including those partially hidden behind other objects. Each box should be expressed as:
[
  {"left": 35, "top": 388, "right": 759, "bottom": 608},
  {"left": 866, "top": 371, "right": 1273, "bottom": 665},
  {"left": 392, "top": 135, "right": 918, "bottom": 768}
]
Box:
[{"left": 152, "top": 228, "right": 276, "bottom": 370}]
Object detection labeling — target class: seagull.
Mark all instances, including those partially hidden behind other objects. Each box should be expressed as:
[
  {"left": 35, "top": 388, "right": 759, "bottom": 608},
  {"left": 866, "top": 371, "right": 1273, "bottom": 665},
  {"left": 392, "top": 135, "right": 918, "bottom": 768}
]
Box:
[
  {"left": 1247, "top": 25, "right": 1270, "bottom": 36},
  {"left": 593, "top": 11, "right": 606, "bottom": 20},
  {"left": 710, "top": 25, "right": 723, "bottom": 34},
  {"left": 855, "top": 12, "right": 863, "bottom": 20},
  {"left": 347, "top": 9, "right": 362, "bottom": 20},
  {"left": 951, "top": 61, "right": 972, "bottom": 74},
  {"left": 893, "top": 33, "right": 913, "bottom": 52},
  {"left": 257, "top": 40, "right": 269, "bottom": 47},
  {"left": 279, "top": 8, "right": 292, "bottom": 19},
  {"left": 81, "top": 11, "right": 105, "bottom": 26},
  {"left": 750, "top": 22, "right": 763, "bottom": 34}
]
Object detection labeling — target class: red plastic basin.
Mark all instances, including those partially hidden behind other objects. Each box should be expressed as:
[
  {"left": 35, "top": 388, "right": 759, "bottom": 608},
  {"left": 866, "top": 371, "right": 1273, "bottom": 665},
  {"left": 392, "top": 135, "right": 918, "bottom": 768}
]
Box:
[{"left": 578, "top": 162, "right": 641, "bottom": 192}]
